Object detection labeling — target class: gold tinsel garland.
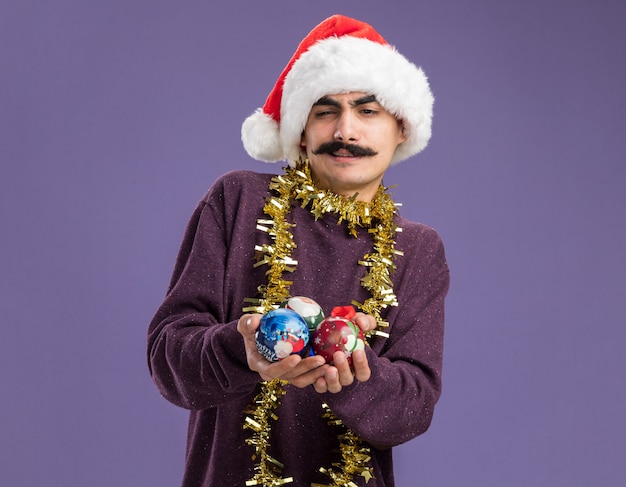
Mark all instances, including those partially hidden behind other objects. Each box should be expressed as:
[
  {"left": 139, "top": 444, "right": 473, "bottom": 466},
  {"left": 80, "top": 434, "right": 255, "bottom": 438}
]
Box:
[{"left": 242, "top": 160, "right": 402, "bottom": 486}]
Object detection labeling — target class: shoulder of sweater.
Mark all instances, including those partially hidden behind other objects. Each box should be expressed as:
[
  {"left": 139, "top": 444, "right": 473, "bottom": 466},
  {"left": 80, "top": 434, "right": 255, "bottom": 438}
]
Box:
[
  {"left": 395, "top": 214, "right": 442, "bottom": 239},
  {"left": 394, "top": 215, "right": 448, "bottom": 274},
  {"left": 199, "top": 170, "right": 275, "bottom": 204},
  {"left": 394, "top": 214, "right": 447, "bottom": 262}
]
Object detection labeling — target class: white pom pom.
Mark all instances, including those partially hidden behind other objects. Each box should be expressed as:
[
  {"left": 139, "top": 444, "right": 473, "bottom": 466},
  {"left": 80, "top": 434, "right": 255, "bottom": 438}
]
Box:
[{"left": 241, "top": 109, "right": 284, "bottom": 162}]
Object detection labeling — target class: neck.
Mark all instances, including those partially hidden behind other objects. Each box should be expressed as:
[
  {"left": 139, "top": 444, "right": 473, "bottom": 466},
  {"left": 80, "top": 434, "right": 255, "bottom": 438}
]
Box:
[{"left": 307, "top": 164, "right": 384, "bottom": 203}]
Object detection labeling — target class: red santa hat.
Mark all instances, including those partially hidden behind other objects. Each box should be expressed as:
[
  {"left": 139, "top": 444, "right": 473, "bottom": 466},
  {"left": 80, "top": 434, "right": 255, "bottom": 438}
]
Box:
[{"left": 241, "top": 14, "right": 434, "bottom": 166}]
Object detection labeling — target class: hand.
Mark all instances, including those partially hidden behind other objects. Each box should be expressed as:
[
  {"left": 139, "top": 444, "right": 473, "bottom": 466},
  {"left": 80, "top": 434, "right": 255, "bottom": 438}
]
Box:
[
  {"left": 237, "top": 314, "right": 328, "bottom": 388},
  {"left": 352, "top": 312, "right": 377, "bottom": 335},
  {"left": 313, "top": 349, "right": 371, "bottom": 393},
  {"left": 312, "top": 312, "right": 375, "bottom": 394}
]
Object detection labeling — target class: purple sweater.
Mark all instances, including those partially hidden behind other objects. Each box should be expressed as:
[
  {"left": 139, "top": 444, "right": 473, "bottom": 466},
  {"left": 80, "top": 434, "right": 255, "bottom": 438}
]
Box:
[{"left": 148, "top": 170, "right": 449, "bottom": 486}]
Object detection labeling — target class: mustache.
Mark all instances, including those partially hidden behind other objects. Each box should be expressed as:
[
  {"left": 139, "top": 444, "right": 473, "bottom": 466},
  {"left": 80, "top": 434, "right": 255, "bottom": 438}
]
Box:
[{"left": 312, "top": 141, "right": 378, "bottom": 157}]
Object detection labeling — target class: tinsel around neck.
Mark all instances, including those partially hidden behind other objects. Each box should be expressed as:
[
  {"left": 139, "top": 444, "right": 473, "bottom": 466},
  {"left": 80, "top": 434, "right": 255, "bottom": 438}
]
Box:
[
  {"left": 285, "top": 161, "right": 398, "bottom": 238},
  {"left": 242, "top": 159, "right": 404, "bottom": 486}
]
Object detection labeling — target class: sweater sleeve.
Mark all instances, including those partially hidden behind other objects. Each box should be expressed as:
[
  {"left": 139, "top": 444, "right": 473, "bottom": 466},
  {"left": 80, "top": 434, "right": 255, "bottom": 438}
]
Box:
[
  {"left": 324, "top": 226, "right": 450, "bottom": 449},
  {"left": 147, "top": 176, "right": 261, "bottom": 410}
]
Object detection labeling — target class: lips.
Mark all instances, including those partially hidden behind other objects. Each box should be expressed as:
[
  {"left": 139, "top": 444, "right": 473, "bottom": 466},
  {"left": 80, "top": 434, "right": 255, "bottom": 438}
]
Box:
[{"left": 332, "top": 148, "right": 355, "bottom": 157}]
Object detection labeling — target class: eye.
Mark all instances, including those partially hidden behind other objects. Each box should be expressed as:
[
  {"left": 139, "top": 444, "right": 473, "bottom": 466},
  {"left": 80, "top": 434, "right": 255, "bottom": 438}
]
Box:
[
  {"left": 315, "top": 108, "right": 336, "bottom": 116},
  {"left": 360, "top": 108, "right": 377, "bottom": 115},
  {"left": 358, "top": 104, "right": 380, "bottom": 116},
  {"left": 313, "top": 108, "right": 338, "bottom": 119}
]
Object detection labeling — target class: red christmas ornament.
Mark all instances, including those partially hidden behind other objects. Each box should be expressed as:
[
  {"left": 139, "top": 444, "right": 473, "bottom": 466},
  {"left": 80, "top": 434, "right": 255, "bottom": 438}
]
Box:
[{"left": 312, "top": 306, "right": 365, "bottom": 365}]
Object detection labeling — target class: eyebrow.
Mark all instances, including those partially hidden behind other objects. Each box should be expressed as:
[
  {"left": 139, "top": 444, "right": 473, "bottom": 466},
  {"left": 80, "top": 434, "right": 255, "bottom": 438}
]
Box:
[{"left": 313, "top": 94, "right": 378, "bottom": 108}]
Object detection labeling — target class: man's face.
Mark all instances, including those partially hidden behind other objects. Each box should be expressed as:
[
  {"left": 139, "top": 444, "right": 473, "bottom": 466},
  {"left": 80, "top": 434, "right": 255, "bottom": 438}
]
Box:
[{"left": 300, "top": 92, "right": 407, "bottom": 202}]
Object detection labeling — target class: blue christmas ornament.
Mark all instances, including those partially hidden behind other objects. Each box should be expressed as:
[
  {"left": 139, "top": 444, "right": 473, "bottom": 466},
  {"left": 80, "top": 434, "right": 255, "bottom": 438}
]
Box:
[{"left": 255, "top": 308, "right": 310, "bottom": 362}]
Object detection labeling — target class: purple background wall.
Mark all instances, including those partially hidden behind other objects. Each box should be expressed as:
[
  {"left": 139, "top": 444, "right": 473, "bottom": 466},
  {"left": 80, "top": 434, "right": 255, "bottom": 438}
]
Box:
[{"left": 2, "top": 1, "right": 625, "bottom": 485}]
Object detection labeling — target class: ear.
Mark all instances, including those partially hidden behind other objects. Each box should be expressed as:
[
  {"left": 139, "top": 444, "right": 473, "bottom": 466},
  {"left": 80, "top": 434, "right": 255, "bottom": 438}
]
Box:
[{"left": 398, "top": 120, "right": 408, "bottom": 144}]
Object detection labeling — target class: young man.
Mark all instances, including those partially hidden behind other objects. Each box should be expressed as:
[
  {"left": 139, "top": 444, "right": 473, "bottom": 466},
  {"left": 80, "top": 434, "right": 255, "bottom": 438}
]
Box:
[{"left": 148, "top": 15, "right": 449, "bottom": 487}]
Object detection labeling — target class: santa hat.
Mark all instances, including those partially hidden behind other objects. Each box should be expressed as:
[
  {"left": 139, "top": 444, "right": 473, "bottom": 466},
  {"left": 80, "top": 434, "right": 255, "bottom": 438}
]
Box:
[{"left": 241, "top": 14, "right": 434, "bottom": 166}]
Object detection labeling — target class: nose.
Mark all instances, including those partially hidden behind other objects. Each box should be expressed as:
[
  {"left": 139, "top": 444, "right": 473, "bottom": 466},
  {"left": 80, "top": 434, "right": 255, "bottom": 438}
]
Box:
[{"left": 333, "top": 112, "right": 359, "bottom": 142}]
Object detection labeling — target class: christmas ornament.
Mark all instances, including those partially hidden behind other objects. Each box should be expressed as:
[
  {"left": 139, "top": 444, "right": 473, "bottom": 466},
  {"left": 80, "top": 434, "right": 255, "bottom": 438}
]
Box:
[
  {"left": 312, "top": 306, "right": 365, "bottom": 365},
  {"left": 280, "top": 296, "right": 325, "bottom": 331},
  {"left": 255, "top": 308, "right": 309, "bottom": 362}
]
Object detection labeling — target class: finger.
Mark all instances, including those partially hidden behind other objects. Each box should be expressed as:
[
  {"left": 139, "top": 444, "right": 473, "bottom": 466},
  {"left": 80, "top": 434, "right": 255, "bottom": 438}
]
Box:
[
  {"left": 324, "top": 366, "right": 341, "bottom": 393},
  {"left": 237, "top": 314, "right": 261, "bottom": 338},
  {"left": 333, "top": 352, "right": 354, "bottom": 387},
  {"left": 288, "top": 362, "right": 329, "bottom": 389},
  {"left": 354, "top": 313, "right": 376, "bottom": 333},
  {"left": 351, "top": 349, "right": 371, "bottom": 382},
  {"left": 261, "top": 354, "right": 301, "bottom": 377},
  {"left": 289, "top": 355, "right": 326, "bottom": 375},
  {"left": 313, "top": 376, "right": 328, "bottom": 394},
  {"left": 277, "top": 355, "right": 324, "bottom": 381}
]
